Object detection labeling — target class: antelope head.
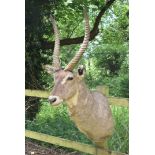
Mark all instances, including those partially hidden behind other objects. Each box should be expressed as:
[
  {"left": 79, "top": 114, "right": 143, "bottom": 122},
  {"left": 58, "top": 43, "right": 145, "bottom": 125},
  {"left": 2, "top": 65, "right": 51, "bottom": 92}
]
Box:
[{"left": 48, "top": 8, "right": 90, "bottom": 106}]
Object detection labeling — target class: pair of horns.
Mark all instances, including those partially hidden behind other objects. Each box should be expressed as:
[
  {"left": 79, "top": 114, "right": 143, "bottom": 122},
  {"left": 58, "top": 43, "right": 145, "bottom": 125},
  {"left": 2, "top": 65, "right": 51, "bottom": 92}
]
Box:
[{"left": 50, "top": 8, "right": 90, "bottom": 72}]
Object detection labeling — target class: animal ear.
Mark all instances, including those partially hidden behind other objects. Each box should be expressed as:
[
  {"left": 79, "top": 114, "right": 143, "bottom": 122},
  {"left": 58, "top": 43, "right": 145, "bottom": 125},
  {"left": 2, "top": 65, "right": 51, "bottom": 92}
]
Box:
[
  {"left": 43, "top": 64, "right": 54, "bottom": 74},
  {"left": 77, "top": 65, "right": 85, "bottom": 77}
]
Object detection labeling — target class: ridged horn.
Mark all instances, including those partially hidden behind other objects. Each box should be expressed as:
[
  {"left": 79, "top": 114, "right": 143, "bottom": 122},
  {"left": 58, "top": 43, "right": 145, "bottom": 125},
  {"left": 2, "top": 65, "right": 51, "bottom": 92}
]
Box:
[
  {"left": 64, "top": 8, "right": 90, "bottom": 71},
  {"left": 50, "top": 15, "right": 61, "bottom": 71}
]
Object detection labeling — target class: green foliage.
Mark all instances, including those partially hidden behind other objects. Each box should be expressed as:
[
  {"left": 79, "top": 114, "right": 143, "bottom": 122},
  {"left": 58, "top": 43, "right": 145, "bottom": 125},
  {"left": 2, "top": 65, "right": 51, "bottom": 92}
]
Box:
[
  {"left": 83, "top": 43, "right": 128, "bottom": 97},
  {"left": 26, "top": 102, "right": 129, "bottom": 154},
  {"left": 26, "top": 101, "right": 92, "bottom": 144},
  {"left": 109, "top": 106, "right": 129, "bottom": 153}
]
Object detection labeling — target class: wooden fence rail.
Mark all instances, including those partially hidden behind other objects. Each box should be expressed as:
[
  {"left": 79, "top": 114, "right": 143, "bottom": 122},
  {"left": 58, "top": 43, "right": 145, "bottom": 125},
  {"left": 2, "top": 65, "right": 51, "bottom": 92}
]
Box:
[
  {"left": 25, "top": 89, "right": 128, "bottom": 107},
  {"left": 25, "top": 86, "right": 128, "bottom": 155},
  {"left": 25, "top": 130, "right": 127, "bottom": 155}
]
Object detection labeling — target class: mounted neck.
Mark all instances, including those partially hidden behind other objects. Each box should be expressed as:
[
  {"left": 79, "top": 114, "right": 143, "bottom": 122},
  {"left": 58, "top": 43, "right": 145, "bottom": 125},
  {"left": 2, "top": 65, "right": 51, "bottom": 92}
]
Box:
[{"left": 66, "top": 81, "right": 91, "bottom": 115}]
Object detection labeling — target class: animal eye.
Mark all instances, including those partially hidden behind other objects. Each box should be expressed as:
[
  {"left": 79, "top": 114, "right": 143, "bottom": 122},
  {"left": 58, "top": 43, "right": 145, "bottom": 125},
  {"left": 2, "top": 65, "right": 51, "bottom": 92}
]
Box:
[{"left": 67, "top": 77, "right": 73, "bottom": 80}]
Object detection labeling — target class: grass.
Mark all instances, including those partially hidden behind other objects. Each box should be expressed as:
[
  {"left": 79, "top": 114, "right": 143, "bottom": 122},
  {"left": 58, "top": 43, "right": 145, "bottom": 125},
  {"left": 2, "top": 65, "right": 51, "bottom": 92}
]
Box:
[{"left": 25, "top": 100, "right": 128, "bottom": 154}]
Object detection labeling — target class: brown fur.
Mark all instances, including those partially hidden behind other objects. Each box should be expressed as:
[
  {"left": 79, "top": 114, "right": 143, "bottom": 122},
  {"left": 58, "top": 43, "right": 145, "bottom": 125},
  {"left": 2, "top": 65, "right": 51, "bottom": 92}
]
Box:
[{"left": 49, "top": 70, "right": 114, "bottom": 143}]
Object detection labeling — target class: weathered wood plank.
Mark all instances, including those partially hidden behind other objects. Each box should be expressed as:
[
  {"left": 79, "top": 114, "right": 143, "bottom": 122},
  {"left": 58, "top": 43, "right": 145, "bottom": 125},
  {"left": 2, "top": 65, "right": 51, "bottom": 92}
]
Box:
[
  {"left": 25, "top": 130, "right": 127, "bottom": 155},
  {"left": 25, "top": 89, "right": 49, "bottom": 98},
  {"left": 25, "top": 89, "right": 128, "bottom": 107},
  {"left": 96, "top": 85, "right": 109, "bottom": 96},
  {"left": 108, "top": 97, "right": 128, "bottom": 107}
]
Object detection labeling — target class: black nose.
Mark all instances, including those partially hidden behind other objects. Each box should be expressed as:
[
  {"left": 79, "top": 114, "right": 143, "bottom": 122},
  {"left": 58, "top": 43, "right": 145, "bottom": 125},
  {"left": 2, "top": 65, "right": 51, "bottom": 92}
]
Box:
[{"left": 48, "top": 97, "right": 57, "bottom": 103}]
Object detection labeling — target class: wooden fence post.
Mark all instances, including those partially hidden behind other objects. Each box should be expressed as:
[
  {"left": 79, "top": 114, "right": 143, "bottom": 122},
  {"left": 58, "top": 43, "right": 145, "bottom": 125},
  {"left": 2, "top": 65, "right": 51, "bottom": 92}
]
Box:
[{"left": 96, "top": 85, "right": 109, "bottom": 96}]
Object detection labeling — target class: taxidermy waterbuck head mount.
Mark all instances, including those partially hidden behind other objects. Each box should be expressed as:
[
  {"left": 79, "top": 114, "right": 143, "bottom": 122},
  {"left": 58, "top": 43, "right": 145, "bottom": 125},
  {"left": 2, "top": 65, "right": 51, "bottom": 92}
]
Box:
[{"left": 48, "top": 8, "right": 90, "bottom": 106}]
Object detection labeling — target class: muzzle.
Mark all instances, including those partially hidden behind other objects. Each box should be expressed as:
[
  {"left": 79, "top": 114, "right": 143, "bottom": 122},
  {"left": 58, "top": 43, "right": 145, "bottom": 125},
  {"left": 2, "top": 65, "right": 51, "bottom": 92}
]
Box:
[{"left": 48, "top": 95, "right": 63, "bottom": 106}]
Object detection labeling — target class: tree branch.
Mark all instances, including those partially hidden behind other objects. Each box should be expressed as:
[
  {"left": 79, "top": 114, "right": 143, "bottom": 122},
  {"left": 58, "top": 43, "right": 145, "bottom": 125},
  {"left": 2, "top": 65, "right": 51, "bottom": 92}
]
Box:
[{"left": 41, "top": 0, "right": 116, "bottom": 49}]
